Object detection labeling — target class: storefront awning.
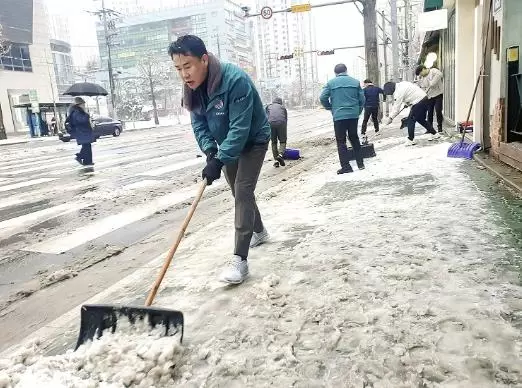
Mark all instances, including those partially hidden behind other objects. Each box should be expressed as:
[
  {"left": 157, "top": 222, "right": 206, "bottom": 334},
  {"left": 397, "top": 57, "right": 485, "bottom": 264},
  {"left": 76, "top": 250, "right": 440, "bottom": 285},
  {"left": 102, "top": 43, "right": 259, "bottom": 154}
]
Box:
[{"left": 424, "top": 0, "right": 443, "bottom": 11}]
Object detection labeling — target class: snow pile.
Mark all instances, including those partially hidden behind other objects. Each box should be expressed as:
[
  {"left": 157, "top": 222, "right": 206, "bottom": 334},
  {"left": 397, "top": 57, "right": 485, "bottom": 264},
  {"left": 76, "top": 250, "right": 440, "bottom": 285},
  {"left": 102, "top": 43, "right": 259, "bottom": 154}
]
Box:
[{"left": 0, "top": 321, "right": 185, "bottom": 388}]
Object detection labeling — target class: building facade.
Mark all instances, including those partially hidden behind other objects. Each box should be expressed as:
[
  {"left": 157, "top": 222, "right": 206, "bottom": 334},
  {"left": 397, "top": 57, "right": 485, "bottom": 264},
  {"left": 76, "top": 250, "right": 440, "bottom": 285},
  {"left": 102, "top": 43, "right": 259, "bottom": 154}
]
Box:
[
  {"left": 0, "top": 0, "right": 59, "bottom": 135},
  {"left": 96, "top": 0, "right": 256, "bottom": 79},
  {"left": 419, "top": 0, "right": 522, "bottom": 172},
  {"left": 252, "top": 0, "right": 318, "bottom": 106}
]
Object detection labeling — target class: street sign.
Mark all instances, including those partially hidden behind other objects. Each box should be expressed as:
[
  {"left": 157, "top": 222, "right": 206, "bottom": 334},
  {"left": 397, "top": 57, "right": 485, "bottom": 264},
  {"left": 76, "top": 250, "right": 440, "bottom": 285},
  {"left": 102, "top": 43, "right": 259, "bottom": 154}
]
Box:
[
  {"left": 291, "top": 3, "right": 311, "bottom": 13},
  {"left": 317, "top": 50, "right": 335, "bottom": 56},
  {"left": 260, "top": 6, "right": 273, "bottom": 19}
]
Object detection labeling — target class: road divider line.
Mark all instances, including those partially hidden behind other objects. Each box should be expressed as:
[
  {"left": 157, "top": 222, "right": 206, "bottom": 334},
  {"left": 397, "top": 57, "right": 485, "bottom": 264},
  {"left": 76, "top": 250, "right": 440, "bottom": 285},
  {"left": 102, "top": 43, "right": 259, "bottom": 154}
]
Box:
[{"left": 25, "top": 181, "right": 222, "bottom": 254}]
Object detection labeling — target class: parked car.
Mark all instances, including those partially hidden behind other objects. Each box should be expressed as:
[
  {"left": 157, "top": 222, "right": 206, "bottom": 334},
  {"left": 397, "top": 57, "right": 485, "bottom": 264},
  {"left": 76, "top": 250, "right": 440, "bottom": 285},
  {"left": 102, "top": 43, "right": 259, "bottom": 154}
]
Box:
[{"left": 59, "top": 115, "right": 123, "bottom": 142}]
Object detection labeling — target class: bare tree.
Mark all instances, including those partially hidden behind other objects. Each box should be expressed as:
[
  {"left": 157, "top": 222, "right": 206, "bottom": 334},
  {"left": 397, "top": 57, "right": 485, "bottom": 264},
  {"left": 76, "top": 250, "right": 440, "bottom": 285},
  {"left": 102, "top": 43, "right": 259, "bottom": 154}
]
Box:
[
  {"left": 0, "top": 24, "right": 10, "bottom": 139},
  {"left": 0, "top": 24, "right": 10, "bottom": 55},
  {"left": 137, "top": 55, "right": 169, "bottom": 126},
  {"left": 84, "top": 57, "right": 99, "bottom": 72}
]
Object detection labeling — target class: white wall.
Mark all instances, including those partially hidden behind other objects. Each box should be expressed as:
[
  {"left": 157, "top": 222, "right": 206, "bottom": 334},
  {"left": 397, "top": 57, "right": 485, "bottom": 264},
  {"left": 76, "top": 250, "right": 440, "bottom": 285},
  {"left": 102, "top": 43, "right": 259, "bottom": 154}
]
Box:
[
  {"left": 0, "top": 0, "right": 58, "bottom": 135},
  {"left": 454, "top": 0, "right": 476, "bottom": 128}
]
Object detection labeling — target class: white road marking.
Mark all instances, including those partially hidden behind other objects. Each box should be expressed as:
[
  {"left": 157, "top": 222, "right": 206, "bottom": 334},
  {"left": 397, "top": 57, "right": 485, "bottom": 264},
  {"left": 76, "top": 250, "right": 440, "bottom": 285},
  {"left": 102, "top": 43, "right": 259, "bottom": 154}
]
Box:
[
  {"left": 0, "top": 197, "right": 26, "bottom": 210},
  {"left": 1, "top": 179, "right": 107, "bottom": 204},
  {"left": 0, "top": 201, "right": 93, "bottom": 240},
  {"left": 26, "top": 182, "right": 222, "bottom": 254},
  {"left": 138, "top": 158, "right": 203, "bottom": 177},
  {"left": 0, "top": 178, "right": 57, "bottom": 193},
  {"left": 122, "top": 180, "right": 161, "bottom": 190}
]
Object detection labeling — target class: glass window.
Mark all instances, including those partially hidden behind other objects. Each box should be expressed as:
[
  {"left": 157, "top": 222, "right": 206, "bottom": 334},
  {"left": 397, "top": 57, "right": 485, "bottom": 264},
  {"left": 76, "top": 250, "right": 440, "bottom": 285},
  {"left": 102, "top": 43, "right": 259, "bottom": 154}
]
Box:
[{"left": 0, "top": 43, "right": 32, "bottom": 72}]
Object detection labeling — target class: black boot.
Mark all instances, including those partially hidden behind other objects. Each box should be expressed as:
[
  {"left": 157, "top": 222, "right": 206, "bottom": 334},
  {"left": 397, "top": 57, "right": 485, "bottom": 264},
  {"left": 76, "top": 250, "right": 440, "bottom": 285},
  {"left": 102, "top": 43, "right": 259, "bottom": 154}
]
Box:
[
  {"left": 276, "top": 154, "right": 286, "bottom": 166},
  {"left": 337, "top": 167, "right": 354, "bottom": 174}
]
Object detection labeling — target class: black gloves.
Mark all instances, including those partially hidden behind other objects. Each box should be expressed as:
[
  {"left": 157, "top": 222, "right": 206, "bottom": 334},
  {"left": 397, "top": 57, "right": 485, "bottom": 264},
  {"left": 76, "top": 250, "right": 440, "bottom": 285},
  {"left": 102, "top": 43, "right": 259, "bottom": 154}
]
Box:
[
  {"left": 202, "top": 157, "right": 223, "bottom": 185},
  {"left": 205, "top": 148, "right": 218, "bottom": 163}
]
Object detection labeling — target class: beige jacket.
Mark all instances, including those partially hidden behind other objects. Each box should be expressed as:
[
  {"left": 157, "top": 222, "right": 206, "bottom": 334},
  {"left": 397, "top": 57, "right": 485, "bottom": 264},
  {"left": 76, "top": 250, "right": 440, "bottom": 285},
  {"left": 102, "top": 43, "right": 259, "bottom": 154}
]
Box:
[{"left": 418, "top": 68, "right": 444, "bottom": 99}]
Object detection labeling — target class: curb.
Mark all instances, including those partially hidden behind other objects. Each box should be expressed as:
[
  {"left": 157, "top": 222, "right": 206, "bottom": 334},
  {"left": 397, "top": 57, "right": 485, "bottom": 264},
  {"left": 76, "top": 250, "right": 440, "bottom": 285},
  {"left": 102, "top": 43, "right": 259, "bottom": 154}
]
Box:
[{"left": 473, "top": 153, "right": 522, "bottom": 194}]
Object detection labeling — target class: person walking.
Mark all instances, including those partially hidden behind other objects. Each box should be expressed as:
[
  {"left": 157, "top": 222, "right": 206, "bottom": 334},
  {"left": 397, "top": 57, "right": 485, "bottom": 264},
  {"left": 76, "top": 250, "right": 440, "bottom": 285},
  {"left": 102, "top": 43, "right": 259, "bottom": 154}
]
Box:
[
  {"left": 266, "top": 97, "right": 288, "bottom": 168},
  {"left": 382, "top": 81, "right": 440, "bottom": 146},
  {"left": 415, "top": 65, "right": 444, "bottom": 133},
  {"left": 66, "top": 97, "right": 95, "bottom": 165},
  {"left": 361, "top": 79, "right": 384, "bottom": 142},
  {"left": 169, "top": 35, "right": 270, "bottom": 285},
  {"left": 319, "top": 63, "right": 365, "bottom": 174}
]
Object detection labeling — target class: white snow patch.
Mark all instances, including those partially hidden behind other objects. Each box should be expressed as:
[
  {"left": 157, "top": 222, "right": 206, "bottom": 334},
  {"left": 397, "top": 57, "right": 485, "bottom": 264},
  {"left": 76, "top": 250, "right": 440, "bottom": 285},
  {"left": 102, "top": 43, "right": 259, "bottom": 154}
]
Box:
[{"left": 0, "top": 321, "right": 184, "bottom": 388}]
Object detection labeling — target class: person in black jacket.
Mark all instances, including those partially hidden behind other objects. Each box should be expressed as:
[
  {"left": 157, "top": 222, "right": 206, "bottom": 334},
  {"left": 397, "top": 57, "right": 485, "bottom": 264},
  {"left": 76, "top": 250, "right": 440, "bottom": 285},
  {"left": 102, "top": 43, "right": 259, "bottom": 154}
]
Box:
[
  {"left": 361, "top": 79, "right": 384, "bottom": 141},
  {"left": 66, "top": 97, "right": 95, "bottom": 166},
  {"left": 265, "top": 97, "right": 288, "bottom": 167}
]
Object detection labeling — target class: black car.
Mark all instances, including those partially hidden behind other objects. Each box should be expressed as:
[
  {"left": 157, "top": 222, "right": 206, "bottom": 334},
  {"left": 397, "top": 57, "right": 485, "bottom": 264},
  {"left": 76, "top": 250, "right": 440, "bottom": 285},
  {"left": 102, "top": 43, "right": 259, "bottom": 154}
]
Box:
[{"left": 59, "top": 115, "right": 123, "bottom": 142}]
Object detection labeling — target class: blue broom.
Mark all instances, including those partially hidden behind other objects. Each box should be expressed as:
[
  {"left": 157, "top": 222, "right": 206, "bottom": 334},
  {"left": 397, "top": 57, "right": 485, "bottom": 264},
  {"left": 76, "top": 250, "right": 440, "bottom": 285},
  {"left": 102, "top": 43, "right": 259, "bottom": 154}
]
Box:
[{"left": 448, "top": 0, "right": 492, "bottom": 160}]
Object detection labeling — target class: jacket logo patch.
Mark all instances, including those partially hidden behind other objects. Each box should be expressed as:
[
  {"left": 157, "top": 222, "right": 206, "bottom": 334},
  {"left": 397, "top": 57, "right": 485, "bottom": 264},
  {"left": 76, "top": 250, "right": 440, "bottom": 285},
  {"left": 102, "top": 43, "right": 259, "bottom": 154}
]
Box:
[
  {"left": 214, "top": 99, "right": 224, "bottom": 110},
  {"left": 215, "top": 112, "right": 226, "bottom": 116},
  {"left": 234, "top": 95, "right": 246, "bottom": 103}
]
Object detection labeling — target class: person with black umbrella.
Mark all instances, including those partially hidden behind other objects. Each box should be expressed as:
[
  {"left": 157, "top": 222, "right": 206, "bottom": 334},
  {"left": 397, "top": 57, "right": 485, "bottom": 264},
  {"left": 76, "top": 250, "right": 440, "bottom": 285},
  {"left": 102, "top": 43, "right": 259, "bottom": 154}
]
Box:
[{"left": 65, "top": 97, "right": 95, "bottom": 166}]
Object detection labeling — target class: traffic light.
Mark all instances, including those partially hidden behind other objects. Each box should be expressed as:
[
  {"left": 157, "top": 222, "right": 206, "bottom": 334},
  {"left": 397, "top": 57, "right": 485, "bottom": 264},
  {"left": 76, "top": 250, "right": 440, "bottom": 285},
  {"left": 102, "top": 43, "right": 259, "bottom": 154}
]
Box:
[
  {"left": 317, "top": 50, "right": 335, "bottom": 56},
  {"left": 278, "top": 54, "right": 294, "bottom": 60}
]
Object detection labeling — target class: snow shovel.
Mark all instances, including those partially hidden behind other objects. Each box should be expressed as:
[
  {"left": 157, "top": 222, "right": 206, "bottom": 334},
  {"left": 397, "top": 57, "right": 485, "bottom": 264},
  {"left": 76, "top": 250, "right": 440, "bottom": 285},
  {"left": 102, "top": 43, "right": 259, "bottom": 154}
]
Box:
[{"left": 75, "top": 180, "right": 208, "bottom": 350}]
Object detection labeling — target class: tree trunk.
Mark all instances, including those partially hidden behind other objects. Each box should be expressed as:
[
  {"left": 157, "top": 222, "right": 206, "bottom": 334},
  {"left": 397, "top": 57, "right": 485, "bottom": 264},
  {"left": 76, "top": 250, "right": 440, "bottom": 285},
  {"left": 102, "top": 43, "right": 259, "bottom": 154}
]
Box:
[
  {"left": 362, "top": 0, "right": 380, "bottom": 86},
  {"left": 150, "top": 78, "right": 160, "bottom": 126},
  {"left": 0, "top": 103, "right": 7, "bottom": 140}
]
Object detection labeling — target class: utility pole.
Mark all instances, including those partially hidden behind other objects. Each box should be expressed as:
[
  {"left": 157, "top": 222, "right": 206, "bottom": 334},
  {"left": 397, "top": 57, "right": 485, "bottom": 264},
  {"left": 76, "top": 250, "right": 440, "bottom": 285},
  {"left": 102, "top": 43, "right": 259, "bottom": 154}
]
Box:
[
  {"left": 308, "top": 13, "right": 315, "bottom": 107},
  {"left": 403, "top": 0, "right": 411, "bottom": 81},
  {"left": 361, "top": 0, "right": 380, "bottom": 86},
  {"left": 93, "top": 0, "right": 118, "bottom": 117},
  {"left": 390, "top": 0, "right": 400, "bottom": 81},
  {"left": 381, "top": 10, "right": 390, "bottom": 115}
]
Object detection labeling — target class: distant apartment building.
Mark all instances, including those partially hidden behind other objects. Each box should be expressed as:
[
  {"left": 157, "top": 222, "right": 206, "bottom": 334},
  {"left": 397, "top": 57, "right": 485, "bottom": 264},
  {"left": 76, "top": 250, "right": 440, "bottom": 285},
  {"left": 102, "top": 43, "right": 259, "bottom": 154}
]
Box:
[
  {"left": 253, "top": 0, "right": 318, "bottom": 104},
  {"left": 0, "top": 0, "right": 59, "bottom": 135},
  {"left": 96, "top": 0, "right": 256, "bottom": 81},
  {"left": 48, "top": 13, "right": 74, "bottom": 100}
]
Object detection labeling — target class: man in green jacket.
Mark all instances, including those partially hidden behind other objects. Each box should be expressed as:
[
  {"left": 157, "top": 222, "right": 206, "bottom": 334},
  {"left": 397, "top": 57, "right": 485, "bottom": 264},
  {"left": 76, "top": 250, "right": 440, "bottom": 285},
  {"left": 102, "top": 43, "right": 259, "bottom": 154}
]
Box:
[
  {"left": 169, "top": 35, "right": 270, "bottom": 284},
  {"left": 320, "top": 64, "right": 366, "bottom": 174}
]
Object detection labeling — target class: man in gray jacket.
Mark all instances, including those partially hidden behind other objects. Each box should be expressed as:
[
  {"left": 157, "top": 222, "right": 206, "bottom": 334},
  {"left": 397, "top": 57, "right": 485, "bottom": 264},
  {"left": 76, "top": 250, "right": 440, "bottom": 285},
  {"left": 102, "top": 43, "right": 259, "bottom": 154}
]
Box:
[
  {"left": 265, "top": 97, "right": 288, "bottom": 167},
  {"left": 416, "top": 65, "right": 444, "bottom": 133}
]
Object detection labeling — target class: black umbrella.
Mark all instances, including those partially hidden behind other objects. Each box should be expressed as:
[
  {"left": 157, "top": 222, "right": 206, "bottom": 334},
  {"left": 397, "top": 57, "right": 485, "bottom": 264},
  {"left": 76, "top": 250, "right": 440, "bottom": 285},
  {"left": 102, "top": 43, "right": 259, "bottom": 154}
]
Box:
[{"left": 64, "top": 82, "right": 108, "bottom": 97}]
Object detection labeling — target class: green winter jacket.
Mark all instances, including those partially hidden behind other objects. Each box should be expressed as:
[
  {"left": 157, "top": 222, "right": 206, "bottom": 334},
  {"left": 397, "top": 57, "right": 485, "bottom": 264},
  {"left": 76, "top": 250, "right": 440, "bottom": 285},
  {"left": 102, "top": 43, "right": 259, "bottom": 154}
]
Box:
[
  {"left": 319, "top": 73, "right": 365, "bottom": 121},
  {"left": 183, "top": 55, "right": 270, "bottom": 165}
]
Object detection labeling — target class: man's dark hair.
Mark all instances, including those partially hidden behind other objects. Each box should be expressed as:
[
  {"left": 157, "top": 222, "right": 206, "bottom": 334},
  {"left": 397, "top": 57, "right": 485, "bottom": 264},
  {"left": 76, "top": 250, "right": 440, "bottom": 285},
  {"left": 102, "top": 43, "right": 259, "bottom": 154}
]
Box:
[
  {"left": 415, "top": 65, "right": 426, "bottom": 76},
  {"left": 168, "top": 35, "right": 208, "bottom": 58},
  {"left": 334, "top": 63, "right": 347, "bottom": 75},
  {"left": 383, "top": 81, "right": 396, "bottom": 96},
  {"left": 363, "top": 79, "right": 372, "bottom": 84}
]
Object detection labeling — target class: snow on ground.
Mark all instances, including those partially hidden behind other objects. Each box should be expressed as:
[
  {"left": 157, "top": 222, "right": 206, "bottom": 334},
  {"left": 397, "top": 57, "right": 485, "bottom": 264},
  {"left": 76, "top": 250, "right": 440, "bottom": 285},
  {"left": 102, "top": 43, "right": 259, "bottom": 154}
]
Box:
[
  {"left": 0, "top": 321, "right": 184, "bottom": 388},
  {"left": 150, "top": 139, "right": 522, "bottom": 386},
  {"left": 2, "top": 137, "right": 521, "bottom": 386}
]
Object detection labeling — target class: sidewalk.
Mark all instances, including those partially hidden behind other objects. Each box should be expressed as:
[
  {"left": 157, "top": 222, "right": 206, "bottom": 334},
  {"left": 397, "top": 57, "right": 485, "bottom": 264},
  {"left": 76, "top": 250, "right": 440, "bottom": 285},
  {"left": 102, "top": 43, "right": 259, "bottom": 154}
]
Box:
[{"left": 3, "top": 128, "right": 522, "bottom": 386}]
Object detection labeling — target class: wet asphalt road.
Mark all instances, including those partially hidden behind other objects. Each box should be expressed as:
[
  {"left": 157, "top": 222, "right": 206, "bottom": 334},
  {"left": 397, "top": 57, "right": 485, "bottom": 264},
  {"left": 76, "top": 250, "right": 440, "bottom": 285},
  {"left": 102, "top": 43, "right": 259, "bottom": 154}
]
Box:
[{"left": 0, "top": 110, "right": 332, "bottom": 317}]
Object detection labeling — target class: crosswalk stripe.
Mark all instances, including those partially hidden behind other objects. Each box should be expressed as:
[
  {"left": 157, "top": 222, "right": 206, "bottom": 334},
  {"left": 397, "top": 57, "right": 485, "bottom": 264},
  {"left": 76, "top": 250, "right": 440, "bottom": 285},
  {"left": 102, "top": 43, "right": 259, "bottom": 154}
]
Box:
[
  {"left": 25, "top": 181, "right": 222, "bottom": 254},
  {"left": 138, "top": 158, "right": 204, "bottom": 177},
  {"left": 0, "top": 178, "right": 58, "bottom": 193},
  {"left": 0, "top": 201, "right": 93, "bottom": 240}
]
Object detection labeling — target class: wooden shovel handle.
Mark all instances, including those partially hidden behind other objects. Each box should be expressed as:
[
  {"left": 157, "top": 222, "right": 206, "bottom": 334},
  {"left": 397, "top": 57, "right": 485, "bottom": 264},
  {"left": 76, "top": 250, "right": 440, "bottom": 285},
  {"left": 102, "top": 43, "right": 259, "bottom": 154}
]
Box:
[{"left": 145, "top": 179, "right": 207, "bottom": 306}]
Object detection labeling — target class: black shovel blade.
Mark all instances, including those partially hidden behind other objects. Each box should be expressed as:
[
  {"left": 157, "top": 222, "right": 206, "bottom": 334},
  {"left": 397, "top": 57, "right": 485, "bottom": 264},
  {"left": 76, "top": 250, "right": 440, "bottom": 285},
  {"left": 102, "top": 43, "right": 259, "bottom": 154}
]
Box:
[{"left": 75, "top": 304, "right": 184, "bottom": 350}]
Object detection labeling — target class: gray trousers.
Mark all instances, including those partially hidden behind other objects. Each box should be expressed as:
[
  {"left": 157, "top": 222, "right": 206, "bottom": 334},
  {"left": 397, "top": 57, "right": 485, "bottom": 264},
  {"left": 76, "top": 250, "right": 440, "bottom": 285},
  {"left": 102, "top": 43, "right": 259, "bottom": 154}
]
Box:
[
  {"left": 223, "top": 143, "right": 267, "bottom": 258},
  {"left": 270, "top": 122, "right": 287, "bottom": 160}
]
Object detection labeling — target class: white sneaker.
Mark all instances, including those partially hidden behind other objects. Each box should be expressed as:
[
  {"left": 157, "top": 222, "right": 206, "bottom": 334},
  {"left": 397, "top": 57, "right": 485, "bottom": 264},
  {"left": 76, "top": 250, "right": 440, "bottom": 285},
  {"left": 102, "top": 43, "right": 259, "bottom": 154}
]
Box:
[
  {"left": 220, "top": 255, "right": 249, "bottom": 284},
  {"left": 405, "top": 139, "right": 417, "bottom": 146},
  {"left": 428, "top": 133, "right": 441, "bottom": 141},
  {"left": 250, "top": 228, "right": 269, "bottom": 248}
]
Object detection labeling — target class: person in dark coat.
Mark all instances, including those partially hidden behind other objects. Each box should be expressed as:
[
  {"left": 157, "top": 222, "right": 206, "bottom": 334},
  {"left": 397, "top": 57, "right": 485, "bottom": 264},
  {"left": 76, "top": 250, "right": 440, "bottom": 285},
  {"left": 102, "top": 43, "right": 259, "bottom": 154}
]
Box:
[
  {"left": 265, "top": 97, "right": 288, "bottom": 168},
  {"left": 66, "top": 97, "right": 95, "bottom": 165},
  {"left": 361, "top": 79, "right": 384, "bottom": 141}
]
